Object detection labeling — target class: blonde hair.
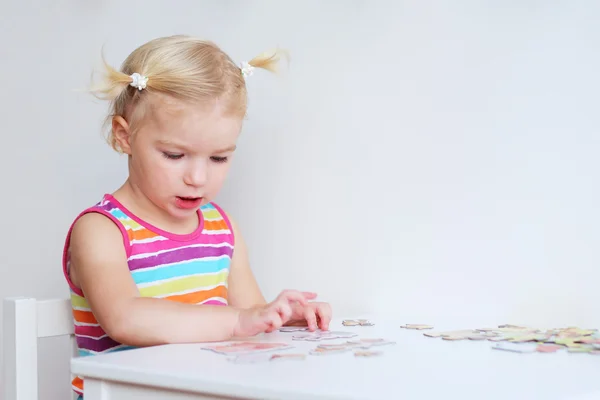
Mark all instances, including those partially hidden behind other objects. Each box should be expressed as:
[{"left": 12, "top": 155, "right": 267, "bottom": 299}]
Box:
[{"left": 89, "top": 35, "right": 286, "bottom": 152}]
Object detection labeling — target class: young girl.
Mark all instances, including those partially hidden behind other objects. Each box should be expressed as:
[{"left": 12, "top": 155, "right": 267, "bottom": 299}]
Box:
[{"left": 62, "top": 35, "right": 332, "bottom": 397}]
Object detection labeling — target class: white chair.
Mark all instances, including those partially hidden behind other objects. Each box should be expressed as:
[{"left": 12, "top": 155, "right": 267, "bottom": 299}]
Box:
[{"left": 2, "top": 297, "right": 77, "bottom": 400}]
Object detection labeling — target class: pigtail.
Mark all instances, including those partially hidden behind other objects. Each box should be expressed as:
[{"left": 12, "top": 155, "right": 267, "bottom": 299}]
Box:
[
  {"left": 241, "top": 48, "right": 289, "bottom": 78},
  {"left": 89, "top": 51, "right": 138, "bottom": 101}
]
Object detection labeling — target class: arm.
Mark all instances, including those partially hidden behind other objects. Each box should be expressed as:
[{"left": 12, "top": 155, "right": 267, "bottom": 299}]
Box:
[
  {"left": 225, "top": 213, "right": 267, "bottom": 309},
  {"left": 224, "top": 213, "right": 332, "bottom": 331},
  {"left": 69, "top": 212, "right": 241, "bottom": 346}
]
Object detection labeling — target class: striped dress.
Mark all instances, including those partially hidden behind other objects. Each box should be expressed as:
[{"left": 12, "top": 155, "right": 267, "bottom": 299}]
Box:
[{"left": 62, "top": 194, "right": 234, "bottom": 398}]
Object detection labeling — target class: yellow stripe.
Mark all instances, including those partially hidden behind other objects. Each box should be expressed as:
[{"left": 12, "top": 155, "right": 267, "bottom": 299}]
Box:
[
  {"left": 139, "top": 270, "right": 229, "bottom": 297},
  {"left": 201, "top": 209, "right": 222, "bottom": 220},
  {"left": 70, "top": 293, "right": 90, "bottom": 309},
  {"left": 118, "top": 217, "right": 141, "bottom": 231}
]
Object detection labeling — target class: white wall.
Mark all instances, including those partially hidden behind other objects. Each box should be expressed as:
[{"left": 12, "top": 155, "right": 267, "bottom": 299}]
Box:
[{"left": 1, "top": 1, "right": 599, "bottom": 398}]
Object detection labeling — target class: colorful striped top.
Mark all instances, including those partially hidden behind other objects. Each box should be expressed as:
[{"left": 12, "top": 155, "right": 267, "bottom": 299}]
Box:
[{"left": 62, "top": 194, "right": 234, "bottom": 397}]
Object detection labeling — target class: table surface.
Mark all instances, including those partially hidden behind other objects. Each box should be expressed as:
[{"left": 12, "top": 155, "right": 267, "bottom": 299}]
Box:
[{"left": 71, "top": 316, "right": 600, "bottom": 400}]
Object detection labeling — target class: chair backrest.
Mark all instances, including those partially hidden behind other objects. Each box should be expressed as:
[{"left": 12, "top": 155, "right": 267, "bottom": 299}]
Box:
[{"left": 2, "top": 297, "right": 76, "bottom": 400}]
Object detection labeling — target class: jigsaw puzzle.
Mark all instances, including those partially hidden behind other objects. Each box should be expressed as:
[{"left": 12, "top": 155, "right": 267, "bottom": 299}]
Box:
[{"left": 423, "top": 324, "right": 600, "bottom": 355}]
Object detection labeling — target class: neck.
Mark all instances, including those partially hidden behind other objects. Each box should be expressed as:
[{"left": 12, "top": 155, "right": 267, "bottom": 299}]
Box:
[{"left": 112, "top": 179, "right": 199, "bottom": 235}]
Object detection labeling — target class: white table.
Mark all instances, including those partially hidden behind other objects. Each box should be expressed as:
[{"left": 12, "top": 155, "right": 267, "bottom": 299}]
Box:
[{"left": 71, "top": 316, "right": 600, "bottom": 400}]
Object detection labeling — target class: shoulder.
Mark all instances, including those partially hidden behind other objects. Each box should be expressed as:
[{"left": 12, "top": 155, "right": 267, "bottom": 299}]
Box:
[
  {"left": 69, "top": 207, "right": 132, "bottom": 257},
  {"left": 65, "top": 209, "right": 131, "bottom": 291},
  {"left": 69, "top": 210, "right": 129, "bottom": 264}
]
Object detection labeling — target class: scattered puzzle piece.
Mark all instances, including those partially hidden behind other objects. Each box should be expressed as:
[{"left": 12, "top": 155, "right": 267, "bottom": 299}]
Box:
[
  {"left": 292, "top": 330, "right": 357, "bottom": 341},
  {"left": 347, "top": 338, "right": 396, "bottom": 348},
  {"left": 400, "top": 324, "right": 434, "bottom": 330},
  {"left": 492, "top": 342, "right": 537, "bottom": 353},
  {"left": 424, "top": 330, "right": 481, "bottom": 340},
  {"left": 270, "top": 353, "right": 306, "bottom": 361},
  {"left": 536, "top": 344, "right": 562, "bottom": 353},
  {"left": 343, "top": 319, "right": 374, "bottom": 326},
  {"left": 424, "top": 324, "right": 600, "bottom": 355},
  {"left": 279, "top": 326, "right": 309, "bottom": 332},
  {"left": 354, "top": 350, "right": 382, "bottom": 357}
]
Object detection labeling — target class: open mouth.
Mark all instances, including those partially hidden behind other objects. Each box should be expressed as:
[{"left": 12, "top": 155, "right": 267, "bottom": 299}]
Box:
[
  {"left": 177, "top": 196, "right": 201, "bottom": 201},
  {"left": 175, "top": 196, "right": 203, "bottom": 209}
]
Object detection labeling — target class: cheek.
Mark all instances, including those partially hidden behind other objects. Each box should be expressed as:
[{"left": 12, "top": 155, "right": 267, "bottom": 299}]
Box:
[{"left": 209, "top": 165, "right": 231, "bottom": 188}]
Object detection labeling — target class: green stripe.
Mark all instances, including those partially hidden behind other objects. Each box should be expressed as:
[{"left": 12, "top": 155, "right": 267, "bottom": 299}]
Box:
[
  {"left": 71, "top": 293, "right": 90, "bottom": 309},
  {"left": 139, "top": 270, "right": 229, "bottom": 297}
]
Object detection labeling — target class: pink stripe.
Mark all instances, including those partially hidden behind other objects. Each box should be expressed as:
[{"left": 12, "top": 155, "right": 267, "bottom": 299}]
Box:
[
  {"left": 198, "top": 233, "right": 235, "bottom": 245},
  {"left": 104, "top": 194, "right": 205, "bottom": 242},
  {"left": 130, "top": 234, "right": 233, "bottom": 257},
  {"left": 130, "top": 236, "right": 231, "bottom": 256},
  {"left": 201, "top": 299, "right": 227, "bottom": 306},
  {"left": 211, "top": 202, "right": 235, "bottom": 246},
  {"left": 75, "top": 324, "right": 107, "bottom": 339}
]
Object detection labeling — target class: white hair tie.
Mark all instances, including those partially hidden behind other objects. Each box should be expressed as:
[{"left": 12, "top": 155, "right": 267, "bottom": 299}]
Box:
[
  {"left": 129, "top": 72, "right": 148, "bottom": 90},
  {"left": 240, "top": 61, "right": 254, "bottom": 78}
]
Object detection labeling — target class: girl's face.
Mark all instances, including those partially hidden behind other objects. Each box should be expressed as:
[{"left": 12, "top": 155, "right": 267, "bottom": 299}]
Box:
[{"left": 113, "top": 95, "right": 242, "bottom": 224}]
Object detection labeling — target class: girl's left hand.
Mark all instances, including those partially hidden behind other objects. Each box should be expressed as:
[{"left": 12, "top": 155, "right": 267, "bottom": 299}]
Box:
[{"left": 290, "top": 301, "right": 332, "bottom": 331}]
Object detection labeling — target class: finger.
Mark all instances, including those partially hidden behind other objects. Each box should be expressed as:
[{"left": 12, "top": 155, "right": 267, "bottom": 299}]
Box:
[
  {"left": 280, "top": 290, "right": 318, "bottom": 306},
  {"left": 301, "top": 291, "right": 318, "bottom": 300},
  {"left": 303, "top": 306, "right": 318, "bottom": 331},
  {"left": 316, "top": 304, "right": 332, "bottom": 330},
  {"left": 275, "top": 301, "right": 294, "bottom": 323},
  {"left": 267, "top": 311, "right": 284, "bottom": 331}
]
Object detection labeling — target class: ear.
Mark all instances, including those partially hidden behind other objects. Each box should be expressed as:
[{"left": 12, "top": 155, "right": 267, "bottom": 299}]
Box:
[{"left": 112, "top": 116, "right": 133, "bottom": 155}]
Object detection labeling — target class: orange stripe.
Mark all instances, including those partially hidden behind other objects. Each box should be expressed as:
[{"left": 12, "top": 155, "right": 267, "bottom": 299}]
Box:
[
  {"left": 73, "top": 310, "right": 98, "bottom": 324},
  {"left": 127, "top": 228, "right": 159, "bottom": 241},
  {"left": 72, "top": 376, "right": 83, "bottom": 390},
  {"left": 204, "top": 220, "right": 228, "bottom": 231},
  {"left": 164, "top": 285, "right": 227, "bottom": 303}
]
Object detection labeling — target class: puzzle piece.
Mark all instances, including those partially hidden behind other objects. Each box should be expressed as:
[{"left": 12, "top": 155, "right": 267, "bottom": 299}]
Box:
[
  {"left": 270, "top": 353, "right": 307, "bottom": 361},
  {"left": 354, "top": 350, "right": 383, "bottom": 357},
  {"left": 309, "top": 346, "right": 351, "bottom": 355},
  {"left": 400, "top": 324, "right": 434, "bottom": 330},
  {"left": 342, "top": 319, "right": 374, "bottom": 326},
  {"left": 536, "top": 344, "right": 562, "bottom": 353},
  {"left": 492, "top": 342, "right": 537, "bottom": 353},
  {"left": 279, "top": 326, "right": 309, "bottom": 332},
  {"left": 346, "top": 338, "right": 396, "bottom": 348},
  {"left": 203, "top": 341, "right": 292, "bottom": 356},
  {"left": 424, "top": 330, "right": 481, "bottom": 340},
  {"left": 292, "top": 330, "right": 357, "bottom": 341}
]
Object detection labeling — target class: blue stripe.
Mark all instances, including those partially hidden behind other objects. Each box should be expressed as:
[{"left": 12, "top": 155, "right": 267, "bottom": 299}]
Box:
[
  {"left": 109, "top": 208, "right": 129, "bottom": 220},
  {"left": 131, "top": 257, "right": 231, "bottom": 284},
  {"left": 201, "top": 203, "right": 216, "bottom": 210}
]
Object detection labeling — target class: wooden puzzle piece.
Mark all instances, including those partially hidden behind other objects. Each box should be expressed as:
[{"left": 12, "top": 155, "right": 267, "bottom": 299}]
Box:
[
  {"left": 492, "top": 342, "right": 537, "bottom": 353},
  {"left": 536, "top": 344, "right": 562, "bottom": 353},
  {"left": 292, "top": 330, "right": 357, "bottom": 341},
  {"left": 400, "top": 324, "right": 434, "bottom": 330},
  {"left": 424, "top": 330, "right": 480, "bottom": 340},
  {"left": 309, "top": 346, "right": 351, "bottom": 355},
  {"left": 279, "top": 326, "right": 309, "bottom": 332},
  {"left": 354, "top": 350, "right": 383, "bottom": 357},
  {"left": 346, "top": 338, "right": 396, "bottom": 348},
  {"left": 342, "top": 319, "right": 374, "bottom": 326},
  {"left": 270, "top": 353, "right": 306, "bottom": 361}
]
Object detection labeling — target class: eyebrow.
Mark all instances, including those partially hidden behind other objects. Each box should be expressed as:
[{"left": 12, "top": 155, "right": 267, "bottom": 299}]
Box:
[{"left": 157, "top": 140, "right": 236, "bottom": 153}]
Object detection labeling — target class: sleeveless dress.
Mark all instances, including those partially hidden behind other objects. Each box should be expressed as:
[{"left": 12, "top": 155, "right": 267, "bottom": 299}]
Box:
[{"left": 62, "top": 194, "right": 234, "bottom": 398}]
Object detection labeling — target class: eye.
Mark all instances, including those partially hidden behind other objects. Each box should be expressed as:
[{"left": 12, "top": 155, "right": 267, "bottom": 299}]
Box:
[
  {"left": 162, "top": 152, "right": 184, "bottom": 160},
  {"left": 211, "top": 156, "right": 228, "bottom": 163}
]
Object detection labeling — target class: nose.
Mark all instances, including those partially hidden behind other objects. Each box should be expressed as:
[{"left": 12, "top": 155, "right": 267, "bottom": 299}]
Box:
[{"left": 183, "top": 160, "right": 208, "bottom": 187}]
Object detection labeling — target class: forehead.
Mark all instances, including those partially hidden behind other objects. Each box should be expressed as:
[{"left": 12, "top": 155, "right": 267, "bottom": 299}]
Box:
[{"left": 143, "top": 95, "right": 243, "bottom": 149}]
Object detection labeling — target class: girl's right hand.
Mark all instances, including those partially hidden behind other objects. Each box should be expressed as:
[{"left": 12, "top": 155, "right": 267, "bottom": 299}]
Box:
[{"left": 234, "top": 290, "right": 317, "bottom": 337}]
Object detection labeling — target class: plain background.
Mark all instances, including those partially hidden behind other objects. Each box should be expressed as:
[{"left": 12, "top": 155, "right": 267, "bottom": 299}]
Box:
[{"left": 1, "top": 1, "right": 599, "bottom": 398}]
